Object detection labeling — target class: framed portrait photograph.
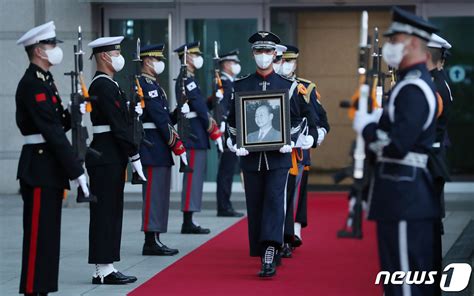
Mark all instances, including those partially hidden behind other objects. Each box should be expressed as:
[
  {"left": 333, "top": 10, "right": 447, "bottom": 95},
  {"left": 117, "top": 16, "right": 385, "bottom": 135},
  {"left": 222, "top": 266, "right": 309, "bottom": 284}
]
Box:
[{"left": 235, "top": 89, "right": 290, "bottom": 152}]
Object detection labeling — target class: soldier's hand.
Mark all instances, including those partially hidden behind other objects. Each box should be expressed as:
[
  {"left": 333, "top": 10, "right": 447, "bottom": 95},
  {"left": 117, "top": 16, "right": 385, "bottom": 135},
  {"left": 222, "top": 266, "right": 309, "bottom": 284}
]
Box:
[
  {"left": 74, "top": 174, "right": 90, "bottom": 197},
  {"left": 134, "top": 103, "right": 143, "bottom": 116},
  {"left": 279, "top": 144, "right": 292, "bottom": 153},
  {"left": 180, "top": 153, "right": 189, "bottom": 166},
  {"left": 129, "top": 154, "right": 147, "bottom": 182},
  {"left": 215, "top": 90, "right": 224, "bottom": 101},
  {"left": 236, "top": 147, "right": 249, "bottom": 156},
  {"left": 181, "top": 102, "right": 190, "bottom": 114},
  {"left": 301, "top": 135, "right": 314, "bottom": 150},
  {"left": 215, "top": 137, "right": 224, "bottom": 153},
  {"left": 317, "top": 128, "right": 327, "bottom": 146},
  {"left": 220, "top": 121, "right": 226, "bottom": 133},
  {"left": 353, "top": 108, "right": 383, "bottom": 133}
]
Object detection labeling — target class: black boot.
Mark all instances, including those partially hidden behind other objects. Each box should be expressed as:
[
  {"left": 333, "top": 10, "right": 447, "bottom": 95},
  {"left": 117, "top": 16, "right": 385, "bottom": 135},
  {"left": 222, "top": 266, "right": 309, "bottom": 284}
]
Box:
[
  {"left": 181, "top": 212, "right": 210, "bottom": 234},
  {"left": 143, "top": 232, "right": 179, "bottom": 256},
  {"left": 258, "top": 246, "right": 277, "bottom": 278},
  {"left": 281, "top": 243, "right": 292, "bottom": 258}
]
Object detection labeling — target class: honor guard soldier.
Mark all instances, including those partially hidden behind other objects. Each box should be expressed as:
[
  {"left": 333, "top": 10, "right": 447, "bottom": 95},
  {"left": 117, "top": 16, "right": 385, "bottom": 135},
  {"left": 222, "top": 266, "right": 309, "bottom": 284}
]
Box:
[
  {"left": 280, "top": 45, "right": 330, "bottom": 249},
  {"left": 227, "top": 31, "right": 317, "bottom": 277},
  {"left": 174, "top": 42, "right": 224, "bottom": 234},
  {"left": 86, "top": 36, "right": 146, "bottom": 284},
  {"left": 272, "top": 44, "right": 287, "bottom": 74},
  {"left": 138, "top": 44, "right": 182, "bottom": 256},
  {"left": 353, "top": 7, "right": 440, "bottom": 295},
  {"left": 427, "top": 33, "right": 454, "bottom": 294},
  {"left": 215, "top": 50, "right": 244, "bottom": 217},
  {"left": 15, "top": 21, "right": 90, "bottom": 296}
]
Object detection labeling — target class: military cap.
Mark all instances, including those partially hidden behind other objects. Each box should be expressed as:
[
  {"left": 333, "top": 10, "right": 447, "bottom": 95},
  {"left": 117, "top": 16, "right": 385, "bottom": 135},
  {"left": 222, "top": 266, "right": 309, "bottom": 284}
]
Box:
[
  {"left": 219, "top": 49, "right": 240, "bottom": 63},
  {"left": 427, "top": 34, "right": 451, "bottom": 49},
  {"left": 140, "top": 43, "right": 166, "bottom": 59},
  {"left": 248, "top": 31, "right": 281, "bottom": 49},
  {"left": 88, "top": 36, "right": 124, "bottom": 57},
  {"left": 174, "top": 41, "right": 201, "bottom": 57},
  {"left": 384, "top": 6, "right": 438, "bottom": 41},
  {"left": 282, "top": 44, "right": 299, "bottom": 59},
  {"left": 275, "top": 45, "right": 287, "bottom": 57},
  {"left": 17, "top": 21, "right": 62, "bottom": 47}
]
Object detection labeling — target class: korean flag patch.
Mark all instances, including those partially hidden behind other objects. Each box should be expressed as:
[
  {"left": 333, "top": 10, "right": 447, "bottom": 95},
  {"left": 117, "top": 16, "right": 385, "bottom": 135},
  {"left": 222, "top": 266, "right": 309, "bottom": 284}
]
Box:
[
  {"left": 186, "top": 81, "right": 197, "bottom": 92},
  {"left": 148, "top": 90, "right": 159, "bottom": 98}
]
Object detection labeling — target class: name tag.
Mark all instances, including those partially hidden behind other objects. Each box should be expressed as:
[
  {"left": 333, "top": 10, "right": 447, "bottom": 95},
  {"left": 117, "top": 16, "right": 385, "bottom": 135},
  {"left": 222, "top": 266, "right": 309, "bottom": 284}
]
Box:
[
  {"left": 148, "top": 90, "right": 158, "bottom": 98},
  {"left": 186, "top": 81, "right": 197, "bottom": 91}
]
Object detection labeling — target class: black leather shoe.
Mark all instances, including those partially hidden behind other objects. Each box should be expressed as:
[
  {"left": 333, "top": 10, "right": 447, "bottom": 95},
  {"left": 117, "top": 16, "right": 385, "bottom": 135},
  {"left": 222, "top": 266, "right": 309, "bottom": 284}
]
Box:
[
  {"left": 92, "top": 272, "right": 132, "bottom": 285},
  {"left": 275, "top": 250, "right": 282, "bottom": 267},
  {"left": 292, "top": 235, "right": 303, "bottom": 248},
  {"left": 115, "top": 271, "right": 137, "bottom": 283},
  {"left": 181, "top": 223, "right": 211, "bottom": 234},
  {"left": 281, "top": 243, "right": 292, "bottom": 258},
  {"left": 258, "top": 246, "right": 277, "bottom": 278},
  {"left": 143, "top": 243, "right": 179, "bottom": 256},
  {"left": 217, "top": 209, "right": 244, "bottom": 217}
]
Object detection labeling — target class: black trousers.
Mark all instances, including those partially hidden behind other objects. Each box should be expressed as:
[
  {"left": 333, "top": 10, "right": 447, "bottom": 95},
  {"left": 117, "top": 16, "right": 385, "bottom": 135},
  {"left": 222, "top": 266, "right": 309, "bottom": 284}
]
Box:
[
  {"left": 284, "top": 174, "right": 297, "bottom": 242},
  {"left": 19, "top": 182, "right": 63, "bottom": 294},
  {"left": 243, "top": 168, "right": 288, "bottom": 257},
  {"left": 376, "top": 220, "right": 440, "bottom": 296},
  {"left": 216, "top": 150, "right": 239, "bottom": 212},
  {"left": 88, "top": 164, "right": 126, "bottom": 264},
  {"left": 295, "top": 169, "right": 309, "bottom": 227}
]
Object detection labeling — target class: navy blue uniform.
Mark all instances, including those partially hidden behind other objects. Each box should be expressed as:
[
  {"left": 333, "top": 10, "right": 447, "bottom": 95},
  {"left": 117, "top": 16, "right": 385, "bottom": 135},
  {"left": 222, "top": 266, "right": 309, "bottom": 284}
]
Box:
[
  {"left": 363, "top": 63, "right": 439, "bottom": 296},
  {"left": 216, "top": 72, "right": 240, "bottom": 213},
  {"left": 228, "top": 71, "right": 318, "bottom": 256}
]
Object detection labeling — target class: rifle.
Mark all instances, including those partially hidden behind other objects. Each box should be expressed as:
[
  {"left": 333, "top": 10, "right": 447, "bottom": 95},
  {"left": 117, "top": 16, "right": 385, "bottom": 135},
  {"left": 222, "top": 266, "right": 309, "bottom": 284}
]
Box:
[
  {"left": 212, "top": 41, "right": 224, "bottom": 126},
  {"left": 130, "top": 38, "right": 153, "bottom": 184},
  {"left": 64, "top": 26, "right": 100, "bottom": 203},
  {"left": 337, "top": 11, "right": 371, "bottom": 239},
  {"left": 176, "top": 46, "right": 195, "bottom": 173}
]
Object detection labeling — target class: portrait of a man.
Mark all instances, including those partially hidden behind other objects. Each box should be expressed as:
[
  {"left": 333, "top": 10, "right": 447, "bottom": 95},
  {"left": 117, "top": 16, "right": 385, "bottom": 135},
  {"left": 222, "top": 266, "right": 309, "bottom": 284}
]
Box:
[{"left": 246, "top": 103, "right": 282, "bottom": 143}]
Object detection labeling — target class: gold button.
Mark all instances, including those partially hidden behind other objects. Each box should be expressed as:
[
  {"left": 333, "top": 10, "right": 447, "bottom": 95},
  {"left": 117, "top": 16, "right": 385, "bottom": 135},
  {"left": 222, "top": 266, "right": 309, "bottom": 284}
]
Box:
[{"left": 38, "top": 149, "right": 43, "bottom": 154}]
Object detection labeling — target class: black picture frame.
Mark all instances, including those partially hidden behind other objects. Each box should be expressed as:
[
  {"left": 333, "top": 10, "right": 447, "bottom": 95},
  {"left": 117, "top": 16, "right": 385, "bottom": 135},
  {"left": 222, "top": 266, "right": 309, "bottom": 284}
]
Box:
[{"left": 235, "top": 89, "right": 290, "bottom": 152}]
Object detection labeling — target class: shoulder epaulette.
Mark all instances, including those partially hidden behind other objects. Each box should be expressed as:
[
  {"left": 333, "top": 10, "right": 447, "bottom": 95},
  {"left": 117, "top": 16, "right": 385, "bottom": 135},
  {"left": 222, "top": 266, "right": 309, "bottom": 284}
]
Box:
[
  {"left": 278, "top": 74, "right": 294, "bottom": 82},
  {"left": 235, "top": 73, "right": 251, "bottom": 82},
  {"left": 296, "top": 77, "right": 312, "bottom": 84}
]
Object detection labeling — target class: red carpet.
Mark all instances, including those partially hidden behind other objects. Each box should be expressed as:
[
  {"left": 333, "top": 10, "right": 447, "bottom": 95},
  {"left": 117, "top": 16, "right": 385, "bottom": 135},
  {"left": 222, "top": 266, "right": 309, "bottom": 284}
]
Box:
[{"left": 129, "top": 193, "right": 382, "bottom": 296}]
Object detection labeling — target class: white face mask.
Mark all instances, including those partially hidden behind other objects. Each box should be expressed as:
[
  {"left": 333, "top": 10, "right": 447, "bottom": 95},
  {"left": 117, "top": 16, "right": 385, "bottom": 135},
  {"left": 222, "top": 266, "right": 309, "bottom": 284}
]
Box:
[
  {"left": 382, "top": 39, "right": 410, "bottom": 69},
  {"left": 107, "top": 54, "right": 125, "bottom": 72},
  {"left": 231, "top": 63, "right": 241, "bottom": 76},
  {"left": 152, "top": 61, "right": 165, "bottom": 75},
  {"left": 41, "top": 46, "right": 63, "bottom": 65},
  {"left": 273, "top": 62, "right": 282, "bottom": 74},
  {"left": 281, "top": 61, "right": 295, "bottom": 76},
  {"left": 254, "top": 53, "right": 274, "bottom": 69},
  {"left": 192, "top": 56, "right": 204, "bottom": 69}
]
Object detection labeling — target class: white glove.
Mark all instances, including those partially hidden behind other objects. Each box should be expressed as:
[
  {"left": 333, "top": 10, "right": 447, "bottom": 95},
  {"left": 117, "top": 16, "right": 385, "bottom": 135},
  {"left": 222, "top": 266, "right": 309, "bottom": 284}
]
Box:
[
  {"left": 68, "top": 101, "right": 87, "bottom": 115},
  {"left": 353, "top": 109, "right": 383, "bottom": 134},
  {"left": 317, "top": 128, "right": 327, "bottom": 146},
  {"left": 180, "top": 152, "right": 188, "bottom": 166},
  {"left": 215, "top": 90, "right": 224, "bottom": 101},
  {"left": 129, "top": 154, "right": 147, "bottom": 182},
  {"left": 73, "top": 174, "right": 90, "bottom": 197},
  {"left": 301, "top": 135, "right": 314, "bottom": 150},
  {"left": 236, "top": 147, "right": 249, "bottom": 157},
  {"left": 227, "top": 137, "right": 237, "bottom": 152},
  {"left": 181, "top": 102, "right": 190, "bottom": 114},
  {"left": 279, "top": 144, "right": 293, "bottom": 154},
  {"left": 134, "top": 103, "right": 143, "bottom": 116},
  {"left": 220, "top": 121, "right": 226, "bottom": 133},
  {"left": 215, "top": 137, "right": 224, "bottom": 153}
]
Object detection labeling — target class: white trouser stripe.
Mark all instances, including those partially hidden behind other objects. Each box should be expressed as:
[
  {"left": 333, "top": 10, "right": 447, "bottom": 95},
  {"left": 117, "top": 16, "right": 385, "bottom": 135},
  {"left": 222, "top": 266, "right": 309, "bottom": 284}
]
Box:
[{"left": 398, "top": 221, "right": 411, "bottom": 296}]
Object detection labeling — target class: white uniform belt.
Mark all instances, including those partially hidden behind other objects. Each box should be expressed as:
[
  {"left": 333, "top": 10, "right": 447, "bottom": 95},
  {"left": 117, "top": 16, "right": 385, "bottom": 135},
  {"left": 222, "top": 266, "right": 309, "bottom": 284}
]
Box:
[
  {"left": 377, "top": 152, "right": 428, "bottom": 169},
  {"left": 92, "top": 125, "right": 111, "bottom": 134},
  {"left": 24, "top": 134, "right": 46, "bottom": 145},
  {"left": 143, "top": 122, "right": 157, "bottom": 129},
  {"left": 432, "top": 142, "right": 441, "bottom": 148},
  {"left": 185, "top": 111, "right": 198, "bottom": 119}
]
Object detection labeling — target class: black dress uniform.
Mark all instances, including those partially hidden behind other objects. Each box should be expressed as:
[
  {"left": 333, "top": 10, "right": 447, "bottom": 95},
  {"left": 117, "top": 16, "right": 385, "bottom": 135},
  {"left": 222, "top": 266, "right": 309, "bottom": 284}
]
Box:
[
  {"left": 15, "top": 21, "right": 84, "bottom": 295},
  {"left": 359, "top": 8, "right": 440, "bottom": 295},
  {"left": 215, "top": 50, "right": 242, "bottom": 217},
  {"left": 227, "top": 32, "right": 318, "bottom": 265}
]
